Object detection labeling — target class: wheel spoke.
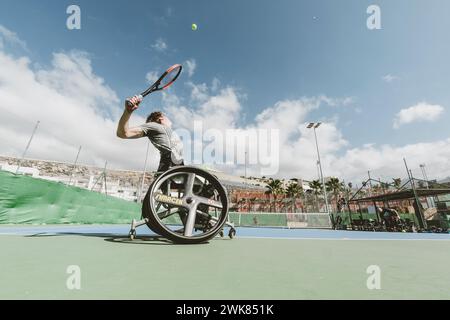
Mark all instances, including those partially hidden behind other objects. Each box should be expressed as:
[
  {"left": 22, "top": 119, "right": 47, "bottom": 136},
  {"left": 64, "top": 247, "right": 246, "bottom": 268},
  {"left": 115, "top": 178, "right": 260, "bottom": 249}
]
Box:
[
  {"left": 197, "top": 196, "right": 223, "bottom": 209},
  {"left": 153, "top": 193, "right": 185, "bottom": 208},
  {"left": 184, "top": 204, "right": 198, "bottom": 237},
  {"left": 185, "top": 173, "right": 196, "bottom": 196},
  {"left": 158, "top": 207, "right": 180, "bottom": 219}
]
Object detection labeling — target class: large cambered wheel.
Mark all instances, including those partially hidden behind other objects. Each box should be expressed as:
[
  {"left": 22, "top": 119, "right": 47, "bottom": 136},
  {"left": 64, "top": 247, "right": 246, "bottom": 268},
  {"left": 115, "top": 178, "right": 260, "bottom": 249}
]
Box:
[{"left": 142, "top": 166, "right": 229, "bottom": 244}]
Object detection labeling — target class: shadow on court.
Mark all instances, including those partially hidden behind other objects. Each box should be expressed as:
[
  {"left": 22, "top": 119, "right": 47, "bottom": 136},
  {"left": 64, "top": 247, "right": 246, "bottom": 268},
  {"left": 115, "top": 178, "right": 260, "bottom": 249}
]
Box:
[{"left": 23, "top": 232, "right": 218, "bottom": 245}]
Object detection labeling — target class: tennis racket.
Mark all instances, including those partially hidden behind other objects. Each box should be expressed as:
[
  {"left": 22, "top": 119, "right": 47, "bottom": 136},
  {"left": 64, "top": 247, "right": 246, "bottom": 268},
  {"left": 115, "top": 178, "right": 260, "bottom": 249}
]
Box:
[{"left": 126, "top": 64, "right": 182, "bottom": 110}]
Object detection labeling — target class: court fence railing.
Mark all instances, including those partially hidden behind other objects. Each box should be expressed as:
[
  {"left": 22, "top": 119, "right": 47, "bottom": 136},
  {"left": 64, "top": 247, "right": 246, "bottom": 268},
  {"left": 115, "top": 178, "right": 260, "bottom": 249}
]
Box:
[{"left": 228, "top": 212, "right": 332, "bottom": 229}]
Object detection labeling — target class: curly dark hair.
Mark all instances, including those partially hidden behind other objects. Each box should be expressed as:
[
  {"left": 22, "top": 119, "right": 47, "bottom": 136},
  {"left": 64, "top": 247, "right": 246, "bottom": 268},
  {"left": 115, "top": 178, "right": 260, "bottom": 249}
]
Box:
[{"left": 146, "top": 111, "right": 164, "bottom": 123}]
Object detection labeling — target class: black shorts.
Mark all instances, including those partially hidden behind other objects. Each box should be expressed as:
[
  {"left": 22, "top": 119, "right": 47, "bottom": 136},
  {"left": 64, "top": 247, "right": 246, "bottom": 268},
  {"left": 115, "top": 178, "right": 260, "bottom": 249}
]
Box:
[{"left": 157, "top": 152, "right": 184, "bottom": 172}]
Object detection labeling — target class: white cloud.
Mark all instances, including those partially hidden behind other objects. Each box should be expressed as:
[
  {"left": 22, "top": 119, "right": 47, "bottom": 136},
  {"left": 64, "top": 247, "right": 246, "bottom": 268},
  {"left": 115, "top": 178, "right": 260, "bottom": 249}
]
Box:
[
  {"left": 185, "top": 78, "right": 229, "bottom": 104},
  {"left": 211, "top": 78, "right": 220, "bottom": 92},
  {"left": 393, "top": 102, "right": 445, "bottom": 129},
  {"left": 36, "top": 51, "right": 119, "bottom": 116},
  {"left": 161, "top": 91, "right": 181, "bottom": 108},
  {"left": 165, "top": 86, "right": 241, "bottom": 131},
  {"left": 317, "top": 95, "right": 355, "bottom": 107},
  {"left": 185, "top": 59, "right": 196, "bottom": 77},
  {"left": 145, "top": 71, "right": 159, "bottom": 84},
  {"left": 0, "top": 48, "right": 153, "bottom": 170},
  {"left": 186, "top": 81, "right": 208, "bottom": 102},
  {"left": 330, "top": 140, "right": 450, "bottom": 183},
  {"left": 161, "top": 84, "right": 350, "bottom": 177},
  {"left": 151, "top": 38, "right": 167, "bottom": 52},
  {"left": 382, "top": 74, "right": 399, "bottom": 83},
  {"left": 0, "top": 24, "right": 28, "bottom": 51}
]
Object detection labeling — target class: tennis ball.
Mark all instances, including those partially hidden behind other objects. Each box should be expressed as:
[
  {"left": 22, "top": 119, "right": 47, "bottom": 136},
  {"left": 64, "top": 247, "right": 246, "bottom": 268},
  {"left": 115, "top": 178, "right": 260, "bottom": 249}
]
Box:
[{"left": 191, "top": 23, "right": 198, "bottom": 31}]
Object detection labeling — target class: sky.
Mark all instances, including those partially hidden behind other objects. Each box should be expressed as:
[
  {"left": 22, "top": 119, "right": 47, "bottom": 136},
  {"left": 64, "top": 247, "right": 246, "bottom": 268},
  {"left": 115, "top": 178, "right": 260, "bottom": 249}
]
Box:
[{"left": 0, "top": 0, "right": 449, "bottom": 184}]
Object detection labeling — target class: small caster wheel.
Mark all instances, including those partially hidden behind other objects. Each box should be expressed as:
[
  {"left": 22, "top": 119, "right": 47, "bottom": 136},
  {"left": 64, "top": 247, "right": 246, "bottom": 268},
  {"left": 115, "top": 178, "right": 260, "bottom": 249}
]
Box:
[
  {"left": 129, "top": 230, "right": 136, "bottom": 240},
  {"left": 229, "top": 228, "right": 236, "bottom": 239},
  {"left": 219, "top": 230, "right": 224, "bottom": 237}
]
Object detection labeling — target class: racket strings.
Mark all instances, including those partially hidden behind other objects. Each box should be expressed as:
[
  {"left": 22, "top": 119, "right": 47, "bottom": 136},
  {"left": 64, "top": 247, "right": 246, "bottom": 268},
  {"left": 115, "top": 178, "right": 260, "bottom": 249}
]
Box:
[{"left": 159, "top": 66, "right": 182, "bottom": 88}]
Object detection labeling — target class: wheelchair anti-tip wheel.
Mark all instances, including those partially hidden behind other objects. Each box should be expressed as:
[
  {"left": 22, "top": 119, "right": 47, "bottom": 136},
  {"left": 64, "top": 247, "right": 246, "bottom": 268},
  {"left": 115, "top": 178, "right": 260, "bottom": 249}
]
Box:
[{"left": 142, "top": 166, "right": 229, "bottom": 244}]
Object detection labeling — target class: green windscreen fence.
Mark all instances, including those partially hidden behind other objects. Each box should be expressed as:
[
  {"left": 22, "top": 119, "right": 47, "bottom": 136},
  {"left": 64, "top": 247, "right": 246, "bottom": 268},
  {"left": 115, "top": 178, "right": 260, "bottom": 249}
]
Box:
[
  {"left": 0, "top": 170, "right": 333, "bottom": 228},
  {"left": 0, "top": 170, "right": 140, "bottom": 224}
]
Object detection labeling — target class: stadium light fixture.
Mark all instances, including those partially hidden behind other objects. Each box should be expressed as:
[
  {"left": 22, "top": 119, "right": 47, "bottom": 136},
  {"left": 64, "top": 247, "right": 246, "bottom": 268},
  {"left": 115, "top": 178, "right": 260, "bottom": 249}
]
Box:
[{"left": 307, "top": 122, "right": 331, "bottom": 222}]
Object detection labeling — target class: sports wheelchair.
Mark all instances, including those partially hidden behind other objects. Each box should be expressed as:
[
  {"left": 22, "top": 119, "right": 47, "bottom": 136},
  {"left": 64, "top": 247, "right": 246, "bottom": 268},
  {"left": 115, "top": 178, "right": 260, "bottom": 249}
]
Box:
[{"left": 128, "top": 166, "right": 236, "bottom": 244}]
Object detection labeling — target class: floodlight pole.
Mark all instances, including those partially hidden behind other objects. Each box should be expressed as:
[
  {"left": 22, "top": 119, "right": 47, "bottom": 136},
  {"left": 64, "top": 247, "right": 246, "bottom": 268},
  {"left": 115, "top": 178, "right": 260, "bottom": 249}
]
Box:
[
  {"left": 138, "top": 140, "right": 151, "bottom": 202},
  {"left": 16, "top": 121, "right": 40, "bottom": 174},
  {"left": 245, "top": 151, "right": 248, "bottom": 180},
  {"left": 404, "top": 158, "right": 427, "bottom": 229},
  {"left": 68, "top": 146, "right": 82, "bottom": 186},
  {"left": 307, "top": 123, "right": 332, "bottom": 226},
  {"left": 316, "top": 160, "right": 321, "bottom": 181},
  {"left": 102, "top": 161, "right": 108, "bottom": 195}
]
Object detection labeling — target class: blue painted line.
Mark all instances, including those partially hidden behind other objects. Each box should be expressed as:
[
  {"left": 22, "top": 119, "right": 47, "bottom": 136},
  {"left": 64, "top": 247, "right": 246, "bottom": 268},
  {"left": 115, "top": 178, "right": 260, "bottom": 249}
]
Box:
[{"left": 0, "top": 225, "right": 449, "bottom": 240}]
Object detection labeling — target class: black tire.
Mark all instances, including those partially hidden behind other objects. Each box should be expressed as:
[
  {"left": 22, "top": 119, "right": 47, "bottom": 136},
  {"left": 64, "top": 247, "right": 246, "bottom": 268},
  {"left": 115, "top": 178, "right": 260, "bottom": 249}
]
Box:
[
  {"left": 142, "top": 166, "right": 229, "bottom": 244},
  {"left": 142, "top": 186, "right": 166, "bottom": 236}
]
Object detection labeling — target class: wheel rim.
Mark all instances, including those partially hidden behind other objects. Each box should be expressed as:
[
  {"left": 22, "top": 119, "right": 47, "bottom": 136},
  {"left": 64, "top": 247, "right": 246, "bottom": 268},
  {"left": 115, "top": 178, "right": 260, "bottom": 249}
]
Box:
[{"left": 148, "top": 167, "right": 228, "bottom": 240}]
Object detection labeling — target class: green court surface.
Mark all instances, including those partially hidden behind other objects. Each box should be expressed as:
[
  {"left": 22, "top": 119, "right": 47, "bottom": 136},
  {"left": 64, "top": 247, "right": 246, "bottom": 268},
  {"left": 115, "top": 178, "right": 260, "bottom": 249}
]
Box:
[{"left": 1, "top": 230, "right": 450, "bottom": 300}]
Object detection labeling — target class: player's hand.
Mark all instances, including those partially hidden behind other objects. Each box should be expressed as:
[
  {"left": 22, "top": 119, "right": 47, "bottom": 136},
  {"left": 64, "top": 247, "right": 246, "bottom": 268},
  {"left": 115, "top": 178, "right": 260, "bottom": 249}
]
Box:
[{"left": 125, "top": 95, "right": 142, "bottom": 112}]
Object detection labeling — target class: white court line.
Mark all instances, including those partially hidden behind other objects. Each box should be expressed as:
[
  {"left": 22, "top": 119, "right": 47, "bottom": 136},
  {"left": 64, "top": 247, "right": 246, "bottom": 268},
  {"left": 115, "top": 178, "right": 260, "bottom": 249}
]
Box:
[{"left": 237, "top": 236, "right": 450, "bottom": 241}]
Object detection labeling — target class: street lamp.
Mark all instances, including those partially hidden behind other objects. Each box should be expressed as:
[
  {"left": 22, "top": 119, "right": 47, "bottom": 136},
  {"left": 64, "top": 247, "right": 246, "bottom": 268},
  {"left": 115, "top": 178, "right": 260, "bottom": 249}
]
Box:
[{"left": 307, "top": 122, "right": 331, "bottom": 222}]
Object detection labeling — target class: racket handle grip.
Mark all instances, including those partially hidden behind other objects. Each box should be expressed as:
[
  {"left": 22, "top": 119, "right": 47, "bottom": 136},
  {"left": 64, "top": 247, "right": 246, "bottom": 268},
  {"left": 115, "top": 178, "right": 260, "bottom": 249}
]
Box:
[{"left": 125, "top": 95, "right": 143, "bottom": 110}]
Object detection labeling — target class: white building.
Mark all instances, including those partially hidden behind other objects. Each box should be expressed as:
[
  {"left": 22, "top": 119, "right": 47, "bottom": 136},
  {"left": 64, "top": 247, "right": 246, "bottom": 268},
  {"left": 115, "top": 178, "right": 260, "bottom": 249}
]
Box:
[{"left": 0, "top": 163, "right": 40, "bottom": 177}]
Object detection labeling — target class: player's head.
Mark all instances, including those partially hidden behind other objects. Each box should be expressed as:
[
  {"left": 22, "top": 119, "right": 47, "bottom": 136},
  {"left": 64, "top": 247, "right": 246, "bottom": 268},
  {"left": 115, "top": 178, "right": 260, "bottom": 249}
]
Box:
[{"left": 146, "top": 111, "right": 172, "bottom": 127}]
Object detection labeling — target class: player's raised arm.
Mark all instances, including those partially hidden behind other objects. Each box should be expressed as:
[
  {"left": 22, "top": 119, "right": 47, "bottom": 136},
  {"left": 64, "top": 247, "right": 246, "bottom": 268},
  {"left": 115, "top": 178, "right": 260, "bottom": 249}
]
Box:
[{"left": 116, "top": 96, "right": 145, "bottom": 139}]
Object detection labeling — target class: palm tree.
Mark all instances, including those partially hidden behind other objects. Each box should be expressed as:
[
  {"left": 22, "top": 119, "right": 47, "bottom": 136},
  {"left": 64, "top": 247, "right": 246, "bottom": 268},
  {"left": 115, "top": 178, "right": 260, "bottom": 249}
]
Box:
[
  {"left": 265, "top": 179, "right": 285, "bottom": 212},
  {"left": 343, "top": 182, "right": 353, "bottom": 202},
  {"left": 286, "top": 182, "right": 304, "bottom": 213},
  {"left": 249, "top": 197, "right": 257, "bottom": 212},
  {"left": 326, "top": 177, "right": 342, "bottom": 212},
  {"left": 309, "top": 180, "right": 323, "bottom": 212},
  {"left": 393, "top": 178, "right": 402, "bottom": 189},
  {"left": 380, "top": 182, "right": 390, "bottom": 193},
  {"left": 238, "top": 198, "right": 246, "bottom": 212},
  {"left": 372, "top": 184, "right": 382, "bottom": 195}
]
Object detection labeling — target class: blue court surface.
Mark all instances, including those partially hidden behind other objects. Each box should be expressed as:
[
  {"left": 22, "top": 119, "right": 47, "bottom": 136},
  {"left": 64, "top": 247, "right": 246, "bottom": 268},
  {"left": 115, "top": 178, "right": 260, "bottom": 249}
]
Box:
[
  {"left": 2, "top": 224, "right": 450, "bottom": 299},
  {"left": 1, "top": 224, "right": 449, "bottom": 240}
]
